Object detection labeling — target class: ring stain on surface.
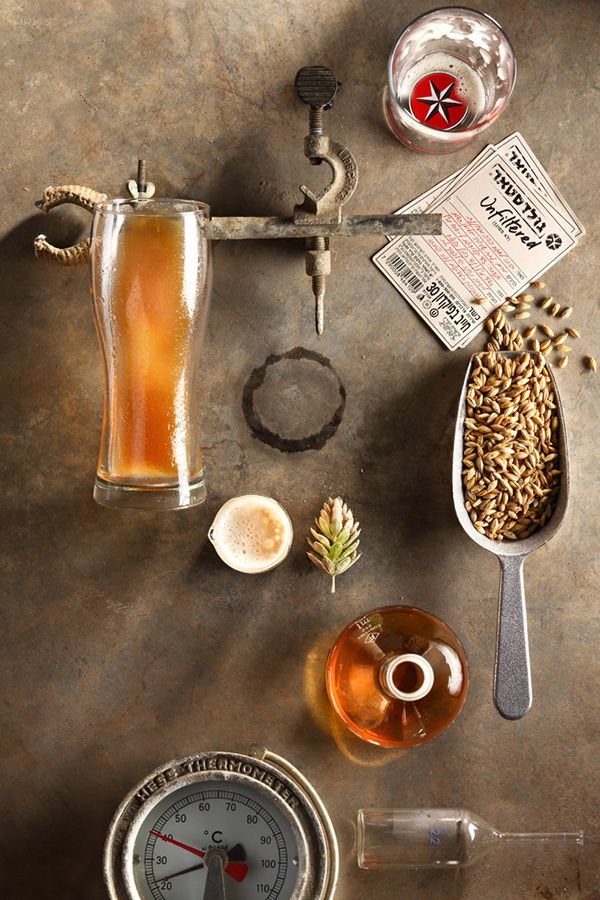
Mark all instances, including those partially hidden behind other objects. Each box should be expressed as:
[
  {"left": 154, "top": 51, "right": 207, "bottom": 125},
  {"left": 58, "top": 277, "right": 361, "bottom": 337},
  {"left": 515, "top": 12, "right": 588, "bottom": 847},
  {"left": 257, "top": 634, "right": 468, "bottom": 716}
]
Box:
[{"left": 242, "top": 347, "right": 346, "bottom": 453}]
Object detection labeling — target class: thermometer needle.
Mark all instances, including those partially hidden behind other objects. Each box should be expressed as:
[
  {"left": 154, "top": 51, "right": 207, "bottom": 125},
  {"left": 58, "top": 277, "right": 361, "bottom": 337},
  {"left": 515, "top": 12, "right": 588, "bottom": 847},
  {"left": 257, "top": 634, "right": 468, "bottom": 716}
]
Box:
[
  {"left": 162, "top": 845, "right": 247, "bottom": 882},
  {"left": 150, "top": 832, "right": 248, "bottom": 881},
  {"left": 204, "top": 852, "right": 226, "bottom": 900},
  {"left": 162, "top": 862, "right": 205, "bottom": 880}
]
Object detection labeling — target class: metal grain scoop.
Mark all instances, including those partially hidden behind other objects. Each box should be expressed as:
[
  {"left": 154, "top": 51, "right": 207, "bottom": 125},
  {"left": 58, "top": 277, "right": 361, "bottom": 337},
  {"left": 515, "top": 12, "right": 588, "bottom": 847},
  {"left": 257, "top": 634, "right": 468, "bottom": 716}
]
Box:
[{"left": 452, "top": 351, "right": 570, "bottom": 720}]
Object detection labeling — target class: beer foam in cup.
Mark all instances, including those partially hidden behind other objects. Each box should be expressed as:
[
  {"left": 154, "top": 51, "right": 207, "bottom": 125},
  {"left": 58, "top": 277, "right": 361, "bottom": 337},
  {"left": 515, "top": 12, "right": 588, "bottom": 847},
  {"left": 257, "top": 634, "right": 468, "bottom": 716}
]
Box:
[{"left": 208, "top": 495, "right": 293, "bottom": 573}]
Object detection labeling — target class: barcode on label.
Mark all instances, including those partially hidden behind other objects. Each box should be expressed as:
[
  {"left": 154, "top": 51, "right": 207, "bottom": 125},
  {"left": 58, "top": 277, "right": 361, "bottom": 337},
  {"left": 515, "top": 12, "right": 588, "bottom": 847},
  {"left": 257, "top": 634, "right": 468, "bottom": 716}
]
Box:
[{"left": 386, "top": 252, "right": 423, "bottom": 291}]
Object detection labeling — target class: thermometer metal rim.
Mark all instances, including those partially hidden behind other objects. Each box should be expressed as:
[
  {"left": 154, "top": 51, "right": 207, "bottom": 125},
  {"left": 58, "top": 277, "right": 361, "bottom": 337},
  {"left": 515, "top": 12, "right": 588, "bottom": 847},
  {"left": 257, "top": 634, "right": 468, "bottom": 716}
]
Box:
[
  {"left": 104, "top": 747, "right": 339, "bottom": 900},
  {"left": 122, "top": 763, "right": 310, "bottom": 899}
]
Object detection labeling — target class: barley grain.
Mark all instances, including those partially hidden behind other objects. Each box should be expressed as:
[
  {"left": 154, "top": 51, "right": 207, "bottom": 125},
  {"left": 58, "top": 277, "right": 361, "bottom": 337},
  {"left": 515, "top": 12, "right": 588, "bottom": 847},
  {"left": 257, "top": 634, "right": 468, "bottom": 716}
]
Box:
[{"left": 462, "top": 352, "right": 560, "bottom": 542}]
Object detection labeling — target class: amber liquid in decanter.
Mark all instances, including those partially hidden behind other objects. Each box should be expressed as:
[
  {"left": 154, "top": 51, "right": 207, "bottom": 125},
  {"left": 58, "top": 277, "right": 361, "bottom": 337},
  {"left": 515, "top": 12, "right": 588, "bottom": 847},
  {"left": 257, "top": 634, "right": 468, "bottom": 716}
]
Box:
[{"left": 326, "top": 606, "right": 469, "bottom": 748}]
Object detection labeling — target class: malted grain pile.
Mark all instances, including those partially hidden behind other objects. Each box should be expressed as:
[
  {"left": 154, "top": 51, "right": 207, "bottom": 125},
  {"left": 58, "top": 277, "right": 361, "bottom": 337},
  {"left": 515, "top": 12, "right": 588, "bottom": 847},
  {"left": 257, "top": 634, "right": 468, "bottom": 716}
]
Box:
[{"left": 462, "top": 352, "right": 561, "bottom": 541}]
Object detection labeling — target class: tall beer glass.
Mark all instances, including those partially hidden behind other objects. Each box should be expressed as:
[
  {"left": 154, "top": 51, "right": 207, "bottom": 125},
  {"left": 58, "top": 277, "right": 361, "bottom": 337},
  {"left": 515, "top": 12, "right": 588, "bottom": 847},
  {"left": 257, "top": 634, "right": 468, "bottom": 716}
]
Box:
[{"left": 90, "top": 199, "right": 212, "bottom": 510}]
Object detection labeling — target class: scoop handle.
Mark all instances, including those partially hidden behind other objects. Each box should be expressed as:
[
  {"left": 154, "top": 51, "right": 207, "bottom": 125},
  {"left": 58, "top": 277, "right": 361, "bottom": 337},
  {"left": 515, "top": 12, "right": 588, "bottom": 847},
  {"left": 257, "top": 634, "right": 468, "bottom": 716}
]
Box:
[{"left": 494, "top": 556, "right": 532, "bottom": 719}]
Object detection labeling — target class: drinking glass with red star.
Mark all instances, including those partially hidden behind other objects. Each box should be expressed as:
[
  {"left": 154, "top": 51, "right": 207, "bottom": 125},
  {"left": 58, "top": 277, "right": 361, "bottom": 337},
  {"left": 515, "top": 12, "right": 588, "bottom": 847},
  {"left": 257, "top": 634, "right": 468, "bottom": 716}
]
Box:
[{"left": 383, "top": 7, "right": 516, "bottom": 154}]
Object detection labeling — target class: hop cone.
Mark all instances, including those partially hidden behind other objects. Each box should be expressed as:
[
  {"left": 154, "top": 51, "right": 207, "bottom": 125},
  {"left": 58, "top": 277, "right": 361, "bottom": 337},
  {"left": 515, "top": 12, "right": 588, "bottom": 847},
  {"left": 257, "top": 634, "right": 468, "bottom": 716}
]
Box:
[{"left": 306, "top": 497, "right": 361, "bottom": 594}]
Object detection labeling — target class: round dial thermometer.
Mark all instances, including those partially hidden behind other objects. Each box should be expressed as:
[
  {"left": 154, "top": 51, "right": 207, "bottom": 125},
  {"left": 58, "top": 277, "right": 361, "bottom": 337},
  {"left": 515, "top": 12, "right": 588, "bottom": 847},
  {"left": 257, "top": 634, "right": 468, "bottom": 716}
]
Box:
[{"left": 104, "top": 748, "right": 338, "bottom": 900}]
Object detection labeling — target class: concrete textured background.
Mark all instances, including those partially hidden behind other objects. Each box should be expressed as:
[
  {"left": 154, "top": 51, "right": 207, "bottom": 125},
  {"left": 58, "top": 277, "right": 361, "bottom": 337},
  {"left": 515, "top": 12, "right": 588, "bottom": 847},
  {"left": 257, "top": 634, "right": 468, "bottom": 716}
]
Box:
[{"left": 1, "top": 0, "right": 599, "bottom": 897}]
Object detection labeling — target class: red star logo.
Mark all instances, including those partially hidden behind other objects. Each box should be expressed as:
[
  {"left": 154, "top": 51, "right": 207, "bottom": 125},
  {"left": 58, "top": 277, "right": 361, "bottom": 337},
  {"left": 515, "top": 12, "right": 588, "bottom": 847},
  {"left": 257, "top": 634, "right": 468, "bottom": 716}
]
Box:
[{"left": 409, "top": 72, "right": 468, "bottom": 131}]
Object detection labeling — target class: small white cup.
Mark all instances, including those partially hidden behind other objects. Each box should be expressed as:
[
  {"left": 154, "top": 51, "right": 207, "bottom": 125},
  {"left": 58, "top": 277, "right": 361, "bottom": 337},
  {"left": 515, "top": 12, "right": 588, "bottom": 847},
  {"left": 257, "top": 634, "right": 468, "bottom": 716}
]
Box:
[{"left": 208, "top": 495, "right": 293, "bottom": 573}]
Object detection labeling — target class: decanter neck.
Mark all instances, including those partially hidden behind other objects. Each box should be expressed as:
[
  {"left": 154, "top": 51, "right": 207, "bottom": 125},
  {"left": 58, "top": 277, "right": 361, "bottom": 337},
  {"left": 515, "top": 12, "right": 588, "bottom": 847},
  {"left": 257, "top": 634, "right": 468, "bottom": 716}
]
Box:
[{"left": 379, "top": 653, "right": 434, "bottom": 702}]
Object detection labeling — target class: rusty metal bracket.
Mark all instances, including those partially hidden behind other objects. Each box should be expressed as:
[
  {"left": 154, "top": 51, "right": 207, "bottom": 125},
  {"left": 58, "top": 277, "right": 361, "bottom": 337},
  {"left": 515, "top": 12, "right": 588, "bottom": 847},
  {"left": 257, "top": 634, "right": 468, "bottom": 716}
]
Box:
[
  {"left": 33, "top": 65, "right": 442, "bottom": 334},
  {"left": 295, "top": 135, "right": 357, "bottom": 224}
]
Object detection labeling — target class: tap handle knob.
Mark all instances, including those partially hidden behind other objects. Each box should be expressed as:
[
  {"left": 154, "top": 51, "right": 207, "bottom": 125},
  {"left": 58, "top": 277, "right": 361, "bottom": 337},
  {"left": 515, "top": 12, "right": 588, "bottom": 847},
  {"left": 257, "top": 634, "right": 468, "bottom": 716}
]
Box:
[{"left": 294, "top": 66, "right": 339, "bottom": 110}]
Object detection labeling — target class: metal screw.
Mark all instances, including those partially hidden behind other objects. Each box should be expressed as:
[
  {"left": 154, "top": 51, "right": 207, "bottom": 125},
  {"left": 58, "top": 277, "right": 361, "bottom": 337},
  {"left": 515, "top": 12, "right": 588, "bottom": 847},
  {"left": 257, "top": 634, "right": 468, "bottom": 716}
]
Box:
[
  {"left": 127, "top": 159, "right": 155, "bottom": 199},
  {"left": 309, "top": 107, "right": 324, "bottom": 135},
  {"left": 305, "top": 236, "right": 331, "bottom": 335},
  {"left": 295, "top": 67, "right": 338, "bottom": 166},
  {"left": 312, "top": 236, "right": 326, "bottom": 335},
  {"left": 137, "top": 159, "right": 147, "bottom": 195}
]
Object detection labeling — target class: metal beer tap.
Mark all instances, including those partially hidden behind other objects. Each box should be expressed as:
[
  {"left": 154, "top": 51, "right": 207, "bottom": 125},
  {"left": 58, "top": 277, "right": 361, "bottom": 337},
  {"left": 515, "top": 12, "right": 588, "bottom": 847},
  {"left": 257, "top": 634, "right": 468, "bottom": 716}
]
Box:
[
  {"left": 292, "top": 66, "right": 354, "bottom": 334},
  {"left": 34, "top": 66, "right": 442, "bottom": 334}
]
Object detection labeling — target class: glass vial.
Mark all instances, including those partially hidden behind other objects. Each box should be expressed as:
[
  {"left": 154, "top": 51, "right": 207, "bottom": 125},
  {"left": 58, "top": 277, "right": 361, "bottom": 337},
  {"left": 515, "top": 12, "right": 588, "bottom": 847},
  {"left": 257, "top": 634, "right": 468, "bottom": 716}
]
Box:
[{"left": 357, "top": 808, "right": 584, "bottom": 868}]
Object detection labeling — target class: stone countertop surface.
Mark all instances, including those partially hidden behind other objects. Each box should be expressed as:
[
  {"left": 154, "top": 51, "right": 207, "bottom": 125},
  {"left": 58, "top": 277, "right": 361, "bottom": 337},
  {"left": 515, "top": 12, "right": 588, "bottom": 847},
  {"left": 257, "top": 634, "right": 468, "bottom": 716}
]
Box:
[{"left": 1, "top": 1, "right": 599, "bottom": 898}]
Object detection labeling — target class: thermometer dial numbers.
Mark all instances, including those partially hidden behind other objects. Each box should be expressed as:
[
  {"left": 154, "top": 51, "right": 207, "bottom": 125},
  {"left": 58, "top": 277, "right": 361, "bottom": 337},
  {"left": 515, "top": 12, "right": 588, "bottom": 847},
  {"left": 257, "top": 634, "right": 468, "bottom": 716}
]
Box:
[
  {"left": 106, "top": 751, "right": 338, "bottom": 900},
  {"left": 134, "top": 786, "right": 297, "bottom": 899}
]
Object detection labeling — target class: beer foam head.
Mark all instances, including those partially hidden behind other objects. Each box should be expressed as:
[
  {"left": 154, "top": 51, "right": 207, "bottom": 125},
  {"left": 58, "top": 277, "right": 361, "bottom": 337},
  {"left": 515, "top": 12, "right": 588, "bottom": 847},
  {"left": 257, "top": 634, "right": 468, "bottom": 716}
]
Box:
[{"left": 209, "top": 495, "right": 293, "bottom": 573}]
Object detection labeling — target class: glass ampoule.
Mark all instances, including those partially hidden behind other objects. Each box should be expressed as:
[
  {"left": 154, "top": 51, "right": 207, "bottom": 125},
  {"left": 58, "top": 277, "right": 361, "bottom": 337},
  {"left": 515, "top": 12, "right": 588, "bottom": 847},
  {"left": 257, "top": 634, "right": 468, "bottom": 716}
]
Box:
[{"left": 357, "top": 808, "right": 584, "bottom": 869}]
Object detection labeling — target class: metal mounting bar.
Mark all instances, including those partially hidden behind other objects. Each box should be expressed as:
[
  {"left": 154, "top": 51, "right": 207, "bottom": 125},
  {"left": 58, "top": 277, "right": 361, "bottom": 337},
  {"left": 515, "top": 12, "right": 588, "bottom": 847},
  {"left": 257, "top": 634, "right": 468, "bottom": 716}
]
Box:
[
  {"left": 33, "top": 66, "right": 442, "bottom": 334},
  {"left": 211, "top": 214, "right": 442, "bottom": 240}
]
